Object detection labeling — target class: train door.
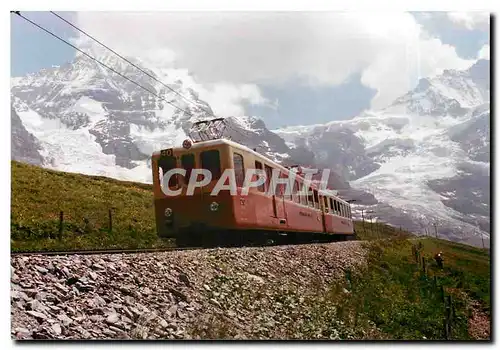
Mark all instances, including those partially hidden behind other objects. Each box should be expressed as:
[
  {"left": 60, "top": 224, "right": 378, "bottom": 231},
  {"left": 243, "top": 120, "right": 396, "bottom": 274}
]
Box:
[
  {"left": 233, "top": 152, "right": 249, "bottom": 223},
  {"left": 265, "top": 165, "right": 286, "bottom": 223},
  {"left": 277, "top": 171, "right": 288, "bottom": 223}
]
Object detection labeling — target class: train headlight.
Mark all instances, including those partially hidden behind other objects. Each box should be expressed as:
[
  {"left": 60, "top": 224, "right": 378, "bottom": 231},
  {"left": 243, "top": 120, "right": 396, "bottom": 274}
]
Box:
[
  {"left": 164, "top": 208, "right": 173, "bottom": 217},
  {"left": 210, "top": 201, "right": 219, "bottom": 212}
]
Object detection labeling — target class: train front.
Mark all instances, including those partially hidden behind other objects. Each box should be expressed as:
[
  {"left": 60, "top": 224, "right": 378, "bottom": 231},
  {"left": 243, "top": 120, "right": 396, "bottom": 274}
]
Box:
[{"left": 151, "top": 140, "right": 235, "bottom": 245}]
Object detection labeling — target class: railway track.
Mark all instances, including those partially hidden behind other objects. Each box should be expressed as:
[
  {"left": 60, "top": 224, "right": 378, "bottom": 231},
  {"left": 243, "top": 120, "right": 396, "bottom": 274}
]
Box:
[
  {"left": 10, "top": 246, "right": 203, "bottom": 257},
  {"left": 10, "top": 238, "right": 360, "bottom": 256},
  {"left": 10, "top": 233, "right": 366, "bottom": 257}
]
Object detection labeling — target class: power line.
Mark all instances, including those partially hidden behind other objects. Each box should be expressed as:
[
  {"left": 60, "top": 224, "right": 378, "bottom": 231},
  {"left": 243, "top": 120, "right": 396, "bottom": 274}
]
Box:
[
  {"left": 14, "top": 11, "right": 265, "bottom": 152},
  {"left": 47, "top": 11, "right": 268, "bottom": 150},
  {"left": 49, "top": 11, "right": 212, "bottom": 116},
  {"left": 12, "top": 11, "right": 193, "bottom": 117}
]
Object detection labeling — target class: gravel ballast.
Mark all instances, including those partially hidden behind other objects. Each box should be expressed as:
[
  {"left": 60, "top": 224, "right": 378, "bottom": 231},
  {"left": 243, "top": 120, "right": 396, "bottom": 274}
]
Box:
[{"left": 11, "top": 241, "right": 367, "bottom": 340}]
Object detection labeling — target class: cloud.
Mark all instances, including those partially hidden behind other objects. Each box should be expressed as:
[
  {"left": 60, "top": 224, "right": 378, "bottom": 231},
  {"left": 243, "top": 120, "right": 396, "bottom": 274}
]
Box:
[
  {"left": 362, "top": 37, "right": 474, "bottom": 109},
  {"left": 75, "top": 12, "right": 476, "bottom": 111},
  {"left": 447, "top": 12, "right": 490, "bottom": 30},
  {"left": 196, "top": 83, "right": 272, "bottom": 116},
  {"left": 478, "top": 44, "right": 490, "bottom": 60}
]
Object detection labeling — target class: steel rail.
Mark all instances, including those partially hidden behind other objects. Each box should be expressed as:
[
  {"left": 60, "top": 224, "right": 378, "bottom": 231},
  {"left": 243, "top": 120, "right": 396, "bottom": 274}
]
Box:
[{"left": 10, "top": 246, "right": 203, "bottom": 257}]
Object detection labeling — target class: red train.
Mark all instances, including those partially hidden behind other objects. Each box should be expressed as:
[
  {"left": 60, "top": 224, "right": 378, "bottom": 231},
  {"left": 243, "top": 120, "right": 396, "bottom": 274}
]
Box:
[{"left": 151, "top": 136, "right": 355, "bottom": 247}]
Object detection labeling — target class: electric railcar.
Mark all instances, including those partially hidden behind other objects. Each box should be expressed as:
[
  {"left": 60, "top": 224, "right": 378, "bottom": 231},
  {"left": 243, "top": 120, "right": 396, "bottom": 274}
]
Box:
[{"left": 151, "top": 138, "right": 355, "bottom": 247}]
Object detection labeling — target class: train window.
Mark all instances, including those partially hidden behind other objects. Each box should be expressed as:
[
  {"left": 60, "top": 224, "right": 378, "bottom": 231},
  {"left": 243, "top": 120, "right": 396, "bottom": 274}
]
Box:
[
  {"left": 302, "top": 186, "right": 308, "bottom": 206},
  {"left": 276, "top": 172, "right": 284, "bottom": 198},
  {"left": 181, "top": 154, "right": 195, "bottom": 182},
  {"left": 158, "top": 155, "right": 178, "bottom": 188},
  {"left": 282, "top": 172, "right": 291, "bottom": 201},
  {"left": 313, "top": 190, "right": 319, "bottom": 209},
  {"left": 233, "top": 153, "right": 245, "bottom": 187},
  {"left": 341, "top": 204, "right": 346, "bottom": 217},
  {"left": 333, "top": 200, "right": 340, "bottom": 215},
  {"left": 307, "top": 187, "right": 314, "bottom": 207},
  {"left": 299, "top": 183, "right": 307, "bottom": 205},
  {"left": 265, "top": 165, "right": 273, "bottom": 193},
  {"left": 255, "top": 161, "right": 265, "bottom": 192},
  {"left": 329, "top": 198, "right": 334, "bottom": 211},
  {"left": 293, "top": 180, "right": 300, "bottom": 203},
  {"left": 201, "top": 150, "right": 221, "bottom": 180},
  {"left": 323, "top": 196, "right": 329, "bottom": 212}
]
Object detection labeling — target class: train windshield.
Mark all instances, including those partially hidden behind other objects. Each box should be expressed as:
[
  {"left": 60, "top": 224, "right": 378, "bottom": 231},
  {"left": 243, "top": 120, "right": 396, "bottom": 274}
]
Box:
[
  {"left": 201, "top": 150, "right": 221, "bottom": 180},
  {"left": 158, "top": 155, "right": 178, "bottom": 188}
]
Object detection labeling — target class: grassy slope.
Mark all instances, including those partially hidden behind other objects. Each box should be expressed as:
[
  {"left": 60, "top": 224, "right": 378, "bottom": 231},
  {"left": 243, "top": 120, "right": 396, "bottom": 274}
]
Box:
[
  {"left": 11, "top": 161, "right": 170, "bottom": 251},
  {"left": 354, "top": 220, "right": 413, "bottom": 240},
  {"left": 349, "top": 221, "right": 490, "bottom": 339},
  {"left": 323, "top": 237, "right": 490, "bottom": 340}
]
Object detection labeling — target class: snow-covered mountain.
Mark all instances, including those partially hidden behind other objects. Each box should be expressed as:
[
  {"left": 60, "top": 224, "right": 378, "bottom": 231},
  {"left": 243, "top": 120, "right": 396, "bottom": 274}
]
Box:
[
  {"left": 10, "top": 46, "right": 490, "bottom": 247},
  {"left": 275, "top": 59, "right": 490, "bottom": 247},
  {"left": 11, "top": 49, "right": 297, "bottom": 179}
]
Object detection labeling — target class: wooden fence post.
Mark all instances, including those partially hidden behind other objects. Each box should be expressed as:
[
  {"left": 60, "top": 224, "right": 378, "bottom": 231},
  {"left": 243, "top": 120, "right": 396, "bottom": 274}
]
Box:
[
  {"left": 58, "top": 211, "right": 64, "bottom": 240},
  {"left": 108, "top": 208, "right": 113, "bottom": 233},
  {"left": 442, "top": 295, "right": 453, "bottom": 339},
  {"left": 446, "top": 295, "right": 453, "bottom": 338},
  {"left": 443, "top": 319, "right": 449, "bottom": 340}
]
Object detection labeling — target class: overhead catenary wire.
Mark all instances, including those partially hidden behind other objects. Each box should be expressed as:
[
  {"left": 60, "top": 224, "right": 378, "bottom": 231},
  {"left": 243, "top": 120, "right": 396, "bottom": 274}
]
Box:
[
  {"left": 47, "top": 11, "right": 268, "bottom": 150},
  {"left": 13, "top": 11, "right": 265, "bottom": 152},
  {"left": 12, "top": 11, "right": 193, "bottom": 117},
  {"left": 48, "top": 11, "right": 212, "bottom": 117}
]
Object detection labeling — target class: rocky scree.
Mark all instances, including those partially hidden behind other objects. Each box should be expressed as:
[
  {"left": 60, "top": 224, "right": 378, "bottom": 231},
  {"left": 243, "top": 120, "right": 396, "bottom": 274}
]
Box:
[{"left": 11, "top": 242, "right": 367, "bottom": 340}]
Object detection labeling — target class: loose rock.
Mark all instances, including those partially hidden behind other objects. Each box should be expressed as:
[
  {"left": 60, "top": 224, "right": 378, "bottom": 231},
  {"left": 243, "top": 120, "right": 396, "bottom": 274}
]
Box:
[{"left": 11, "top": 242, "right": 367, "bottom": 340}]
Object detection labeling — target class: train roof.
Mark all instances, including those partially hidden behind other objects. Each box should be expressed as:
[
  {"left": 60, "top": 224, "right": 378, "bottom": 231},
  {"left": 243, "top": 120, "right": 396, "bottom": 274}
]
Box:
[{"left": 152, "top": 138, "right": 255, "bottom": 157}]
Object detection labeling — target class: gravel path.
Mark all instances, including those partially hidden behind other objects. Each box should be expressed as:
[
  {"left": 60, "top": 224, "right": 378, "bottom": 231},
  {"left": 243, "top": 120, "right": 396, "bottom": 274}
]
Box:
[{"left": 11, "top": 241, "right": 367, "bottom": 340}]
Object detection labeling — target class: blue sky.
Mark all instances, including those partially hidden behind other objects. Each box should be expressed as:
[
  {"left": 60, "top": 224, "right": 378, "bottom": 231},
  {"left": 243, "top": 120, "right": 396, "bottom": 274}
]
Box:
[
  {"left": 11, "top": 12, "right": 77, "bottom": 76},
  {"left": 247, "top": 74, "right": 376, "bottom": 128},
  {"left": 11, "top": 11, "right": 489, "bottom": 128}
]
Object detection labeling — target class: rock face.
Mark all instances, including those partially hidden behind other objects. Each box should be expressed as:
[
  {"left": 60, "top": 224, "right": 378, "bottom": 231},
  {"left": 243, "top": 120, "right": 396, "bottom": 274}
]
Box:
[
  {"left": 10, "top": 46, "right": 490, "bottom": 246},
  {"left": 11, "top": 242, "right": 367, "bottom": 340},
  {"left": 11, "top": 107, "right": 43, "bottom": 165}
]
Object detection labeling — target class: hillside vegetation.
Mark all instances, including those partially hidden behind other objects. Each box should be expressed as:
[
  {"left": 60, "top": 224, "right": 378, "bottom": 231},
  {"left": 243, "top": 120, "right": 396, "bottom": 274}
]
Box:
[
  {"left": 11, "top": 161, "right": 169, "bottom": 251},
  {"left": 328, "top": 238, "right": 489, "bottom": 339}
]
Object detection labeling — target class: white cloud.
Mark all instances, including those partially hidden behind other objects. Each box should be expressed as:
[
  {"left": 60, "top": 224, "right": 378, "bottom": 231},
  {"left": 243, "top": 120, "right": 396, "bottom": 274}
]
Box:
[
  {"left": 75, "top": 11, "right": 476, "bottom": 111},
  {"left": 478, "top": 44, "right": 490, "bottom": 60},
  {"left": 196, "top": 83, "right": 271, "bottom": 116},
  {"left": 447, "top": 12, "right": 490, "bottom": 30},
  {"left": 362, "top": 37, "right": 474, "bottom": 109}
]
